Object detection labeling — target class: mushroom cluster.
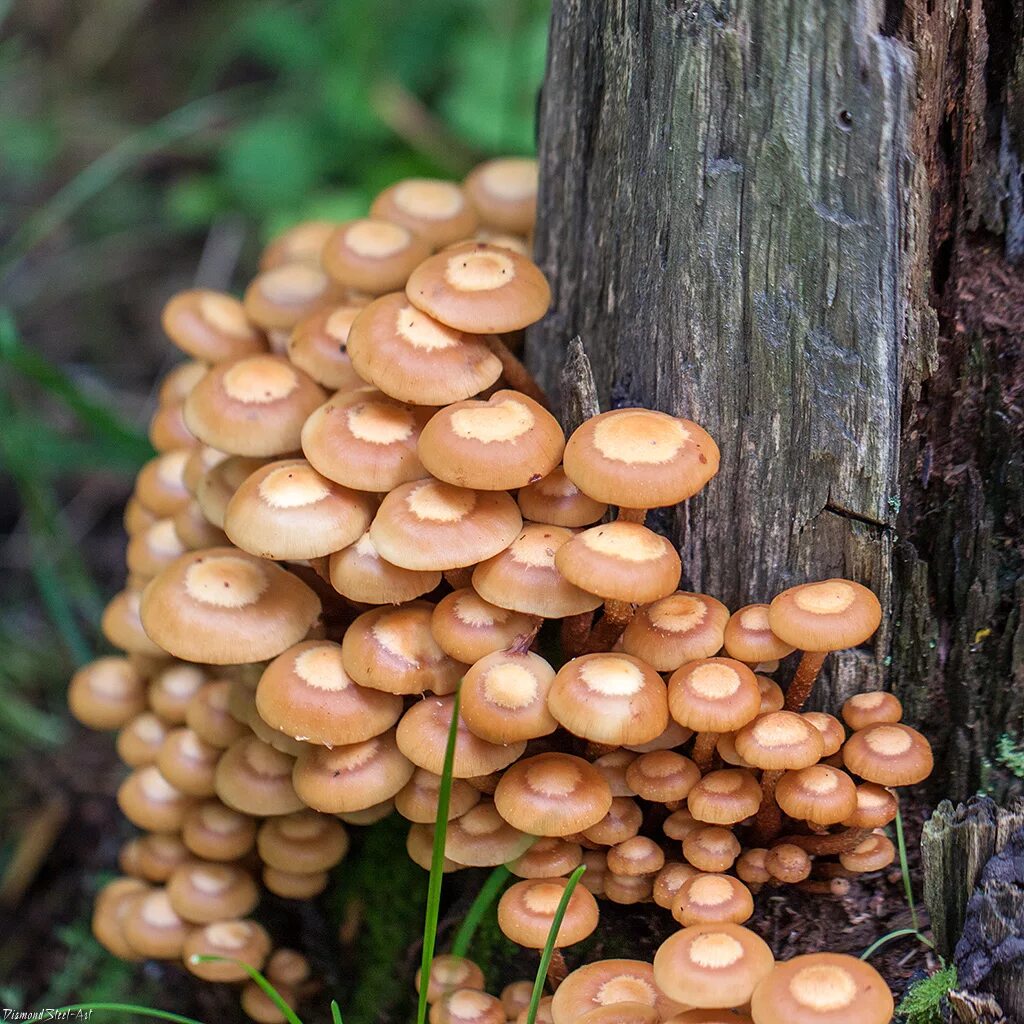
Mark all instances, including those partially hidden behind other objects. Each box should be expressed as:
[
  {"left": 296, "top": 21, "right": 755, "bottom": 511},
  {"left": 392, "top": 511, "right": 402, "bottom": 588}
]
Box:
[{"left": 69, "top": 156, "right": 928, "bottom": 1022}]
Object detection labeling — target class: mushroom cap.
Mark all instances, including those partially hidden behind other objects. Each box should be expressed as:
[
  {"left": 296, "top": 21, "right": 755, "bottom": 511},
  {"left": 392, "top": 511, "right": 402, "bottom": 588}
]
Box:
[
  {"left": 653, "top": 924, "right": 774, "bottom": 1009},
  {"left": 117, "top": 765, "right": 194, "bottom": 832},
  {"left": 622, "top": 592, "right": 731, "bottom": 672},
  {"left": 607, "top": 836, "right": 665, "bottom": 876},
  {"left": 406, "top": 242, "right": 551, "bottom": 333},
  {"left": 497, "top": 877, "right": 600, "bottom": 949},
  {"left": 682, "top": 826, "right": 742, "bottom": 873},
  {"left": 183, "top": 919, "right": 272, "bottom": 982},
  {"left": 341, "top": 601, "right": 465, "bottom": 695},
  {"left": 148, "top": 662, "right": 207, "bottom": 724},
  {"left": 775, "top": 766, "right": 858, "bottom": 825},
  {"left": 722, "top": 605, "right": 796, "bottom": 663},
  {"left": 395, "top": 767, "right": 482, "bottom": 824},
  {"left": 196, "top": 455, "right": 270, "bottom": 529},
  {"left": 68, "top": 656, "right": 147, "bottom": 730},
  {"left": 159, "top": 359, "right": 208, "bottom": 405},
  {"left": 102, "top": 589, "right": 167, "bottom": 657},
  {"left": 157, "top": 727, "right": 220, "bottom": 797},
  {"left": 184, "top": 355, "right": 326, "bottom": 456},
  {"left": 431, "top": 588, "right": 540, "bottom": 664},
  {"left": 687, "top": 770, "right": 762, "bottom": 825},
  {"left": 749, "top": 953, "right": 893, "bottom": 1024},
  {"left": 517, "top": 466, "right": 608, "bottom": 527},
  {"left": 292, "top": 728, "right": 413, "bottom": 812},
  {"left": 262, "top": 866, "right": 331, "bottom": 899},
  {"left": 764, "top": 844, "right": 811, "bottom": 884},
  {"left": 260, "top": 219, "right": 337, "bottom": 270},
  {"left": 625, "top": 719, "right": 695, "bottom": 753},
  {"left": 140, "top": 547, "right": 321, "bottom": 664},
  {"left": 186, "top": 679, "right": 249, "bottom": 749},
  {"left": 552, "top": 958, "right": 684, "bottom": 1024},
  {"left": 135, "top": 450, "right": 192, "bottom": 517},
  {"left": 595, "top": 873, "right": 652, "bottom": 907},
  {"left": 444, "top": 799, "right": 534, "bottom": 866},
  {"left": 243, "top": 262, "right": 338, "bottom": 332},
  {"left": 840, "top": 691, "right": 903, "bottom": 731},
  {"left": 419, "top": 390, "right": 565, "bottom": 491},
  {"left": 257, "top": 809, "right": 349, "bottom": 871},
  {"left": 472, "top": 523, "right": 603, "bottom": 618},
  {"left": 501, "top": 980, "right": 535, "bottom": 1020},
  {"left": 286, "top": 304, "right": 367, "bottom": 391},
  {"left": 166, "top": 859, "right": 259, "bottom": 923},
  {"left": 117, "top": 712, "right": 170, "bottom": 768},
  {"left": 582, "top": 796, "right": 643, "bottom": 845},
  {"left": 346, "top": 292, "right": 502, "bottom": 404},
  {"left": 370, "top": 179, "right": 479, "bottom": 248},
  {"left": 625, "top": 751, "right": 701, "bottom": 803},
  {"left": 842, "top": 723, "right": 933, "bottom": 786},
  {"left": 548, "top": 654, "right": 669, "bottom": 746},
  {"left": 149, "top": 398, "right": 197, "bottom": 453},
  {"left": 182, "top": 799, "right": 257, "bottom": 862},
  {"left": 801, "top": 712, "right": 846, "bottom": 756},
  {"left": 577, "top": 1004, "right": 662, "bottom": 1024},
  {"left": 173, "top": 499, "right": 229, "bottom": 551},
  {"left": 330, "top": 530, "right": 442, "bottom": 605},
  {"left": 214, "top": 735, "right": 305, "bottom": 816},
  {"left": 842, "top": 783, "right": 898, "bottom": 829},
  {"left": 564, "top": 409, "right": 720, "bottom": 508},
  {"left": 121, "top": 889, "right": 191, "bottom": 959},
  {"left": 301, "top": 387, "right": 434, "bottom": 492},
  {"left": 460, "top": 650, "right": 558, "bottom": 744},
  {"left": 428, "top": 989, "right": 505, "bottom": 1024},
  {"left": 256, "top": 639, "right": 403, "bottom": 745},
  {"left": 161, "top": 289, "right": 266, "bottom": 362},
  {"left": 672, "top": 873, "right": 754, "bottom": 926},
  {"left": 321, "top": 218, "right": 431, "bottom": 293},
  {"left": 241, "top": 980, "right": 299, "bottom": 1024},
  {"left": 593, "top": 750, "right": 640, "bottom": 797},
  {"left": 494, "top": 752, "right": 613, "bottom": 836},
  {"left": 224, "top": 458, "right": 376, "bottom": 560},
  {"left": 668, "top": 659, "right": 762, "bottom": 734},
  {"left": 93, "top": 878, "right": 149, "bottom": 960},
  {"left": 131, "top": 833, "right": 191, "bottom": 882},
  {"left": 734, "top": 712, "right": 824, "bottom": 771},
  {"left": 509, "top": 837, "right": 583, "bottom": 879},
  {"left": 464, "top": 158, "right": 538, "bottom": 234},
  {"left": 768, "top": 580, "right": 882, "bottom": 653},
  {"left": 126, "top": 517, "right": 188, "bottom": 581},
  {"left": 182, "top": 444, "right": 229, "bottom": 495},
  {"left": 653, "top": 862, "right": 700, "bottom": 909},
  {"left": 416, "top": 954, "right": 486, "bottom": 1005},
  {"left": 266, "top": 948, "right": 312, "bottom": 988},
  {"left": 554, "top": 522, "right": 682, "bottom": 604},
  {"left": 839, "top": 832, "right": 896, "bottom": 873},
  {"left": 371, "top": 478, "right": 522, "bottom": 571},
  {"left": 735, "top": 848, "right": 772, "bottom": 886}
]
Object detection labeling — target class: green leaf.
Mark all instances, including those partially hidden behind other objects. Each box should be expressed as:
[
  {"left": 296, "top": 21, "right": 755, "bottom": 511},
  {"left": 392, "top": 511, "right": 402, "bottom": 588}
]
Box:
[{"left": 451, "top": 865, "right": 512, "bottom": 959}]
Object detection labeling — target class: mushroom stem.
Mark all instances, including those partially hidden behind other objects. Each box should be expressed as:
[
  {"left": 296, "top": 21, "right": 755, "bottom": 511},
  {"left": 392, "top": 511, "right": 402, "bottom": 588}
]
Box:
[
  {"left": 546, "top": 947, "right": 569, "bottom": 989},
  {"left": 484, "top": 335, "right": 550, "bottom": 408},
  {"left": 580, "top": 601, "right": 633, "bottom": 654},
  {"left": 773, "top": 826, "right": 872, "bottom": 856},
  {"left": 783, "top": 650, "right": 828, "bottom": 712},
  {"left": 691, "top": 732, "right": 719, "bottom": 774},
  {"left": 750, "top": 769, "right": 784, "bottom": 844},
  {"left": 444, "top": 568, "right": 473, "bottom": 590},
  {"left": 559, "top": 612, "right": 593, "bottom": 659},
  {"left": 796, "top": 877, "right": 851, "bottom": 897},
  {"left": 617, "top": 506, "right": 648, "bottom": 525}
]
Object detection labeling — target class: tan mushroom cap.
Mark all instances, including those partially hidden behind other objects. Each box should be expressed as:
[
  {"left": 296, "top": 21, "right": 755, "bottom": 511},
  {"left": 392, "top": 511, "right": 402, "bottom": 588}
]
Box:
[
  {"left": 842, "top": 783, "right": 898, "bottom": 829},
  {"left": 722, "top": 605, "right": 796, "bottom": 663},
  {"left": 517, "top": 466, "right": 608, "bottom": 527},
  {"left": 286, "top": 304, "right": 367, "bottom": 390},
  {"left": 117, "top": 712, "right": 170, "bottom": 767},
  {"left": 625, "top": 751, "right": 701, "bottom": 803},
  {"left": 342, "top": 601, "right": 465, "bottom": 695},
  {"left": 444, "top": 799, "right": 534, "bottom": 866},
  {"left": 214, "top": 735, "right": 305, "bottom": 816},
  {"left": 370, "top": 478, "right": 522, "bottom": 570},
  {"left": 159, "top": 359, "right": 208, "bottom": 405},
  {"left": 549, "top": 654, "right": 669, "bottom": 746},
  {"left": 93, "top": 878, "right": 149, "bottom": 960},
  {"left": 768, "top": 580, "right": 882, "bottom": 653},
  {"left": 662, "top": 809, "right": 705, "bottom": 843},
  {"left": 653, "top": 862, "right": 700, "bottom": 910},
  {"left": 555, "top": 522, "right": 682, "bottom": 603},
  {"left": 321, "top": 217, "right": 431, "bottom": 293},
  {"left": 653, "top": 924, "right": 774, "bottom": 1009},
  {"left": 196, "top": 455, "right": 270, "bottom": 529},
  {"left": 370, "top": 178, "right": 478, "bottom": 248},
  {"left": 173, "top": 499, "right": 228, "bottom": 551},
  {"left": 148, "top": 662, "right": 207, "bottom": 723},
  {"left": 495, "top": 752, "right": 612, "bottom": 836},
  {"left": 472, "top": 523, "right": 603, "bottom": 617},
  {"left": 186, "top": 679, "right": 248, "bottom": 749},
  {"left": 776, "top": 765, "right": 858, "bottom": 825},
  {"left": 593, "top": 750, "right": 640, "bottom": 797},
  {"left": 564, "top": 409, "right": 720, "bottom": 509},
  {"left": 464, "top": 157, "right": 538, "bottom": 234},
  {"left": 683, "top": 826, "right": 742, "bottom": 873},
  {"left": 68, "top": 656, "right": 147, "bottom": 730},
  {"left": 126, "top": 833, "right": 192, "bottom": 882},
  {"left": 734, "top": 712, "right": 824, "bottom": 771},
  {"left": 183, "top": 444, "right": 229, "bottom": 495},
  {"left": 625, "top": 719, "right": 695, "bottom": 753},
  {"left": 622, "top": 592, "right": 730, "bottom": 672},
  {"left": 183, "top": 919, "right": 272, "bottom": 982},
  {"left": 301, "top": 386, "right": 433, "bottom": 492},
  {"left": 184, "top": 354, "right": 326, "bottom": 456},
  {"left": 498, "top": 877, "right": 599, "bottom": 949},
  {"left": 577, "top": 1005, "right": 661, "bottom": 1024},
  {"left": 416, "top": 954, "right": 486, "bottom": 1005},
  {"left": 182, "top": 799, "right": 257, "bottom": 861},
  {"left": 122, "top": 888, "right": 191, "bottom": 959},
  {"left": 260, "top": 219, "right": 337, "bottom": 271},
  {"left": 418, "top": 390, "right": 565, "bottom": 491},
  {"left": 509, "top": 837, "right": 583, "bottom": 879},
  {"left": 842, "top": 723, "right": 933, "bottom": 786},
  {"left": 329, "top": 530, "right": 441, "bottom": 604},
  {"left": 801, "top": 712, "right": 845, "bottom": 756},
  {"left": 101, "top": 588, "right": 167, "bottom": 657},
  {"left": 501, "top": 980, "right": 535, "bottom": 1020},
  {"left": 406, "top": 241, "right": 551, "bottom": 333},
  {"left": 668, "top": 659, "right": 762, "bottom": 734},
  {"left": 428, "top": 989, "right": 505, "bottom": 1024},
  {"left": 735, "top": 848, "right": 772, "bottom": 887},
  {"left": 262, "top": 866, "right": 327, "bottom": 899},
  {"left": 242, "top": 979, "right": 299, "bottom": 1024},
  {"left": 765, "top": 844, "right": 811, "bottom": 884},
  {"left": 397, "top": 695, "right": 527, "bottom": 778},
  {"left": 167, "top": 859, "right": 259, "bottom": 923},
  {"left": 243, "top": 262, "right": 338, "bottom": 332},
  {"left": 431, "top": 588, "right": 539, "bottom": 664},
  {"left": 140, "top": 547, "right": 321, "bottom": 664},
  {"left": 687, "top": 770, "right": 762, "bottom": 825},
  {"left": 552, "top": 958, "right": 684, "bottom": 1024},
  {"left": 117, "top": 765, "right": 194, "bottom": 831},
  {"left": 841, "top": 691, "right": 903, "bottom": 731},
  {"left": 161, "top": 289, "right": 266, "bottom": 362},
  {"left": 124, "top": 496, "right": 159, "bottom": 537},
  {"left": 673, "top": 873, "right": 754, "bottom": 927},
  {"left": 749, "top": 953, "right": 893, "bottom": 1024},
  {"left": 460, "top": 650, "right": 557, "bottom": 744},
  {"left": 126, "top": 515, "right": 189, "bottom": 582},
  {"left": 840, "top": 832, "right": 896, "bottom": 873},
  {"left": 256, "top": 640, "right": 403, "bottom": 745},
  {"left": 135, "top": 450, "right": 192, "bottom": 517},
  {"left": 395, "top": 767, "right": 482, "bottom": 823},
  {"left": 607, "top": 836, "right": 665, "bottom": 877},
  {"left": 157, "top": 727, "right": 220, "bottom": 796},
  {"left": 149, "top": 400, "right": 197, "bottom": 453},
  {"left": 257, "top": 809, "right": 349, "bottom": 871},
  {"left": 582, "top": 796, "right": 643, "bottom": 846},
  {"left": 346, "top": 292, "right": 502, "bottom": 404}
]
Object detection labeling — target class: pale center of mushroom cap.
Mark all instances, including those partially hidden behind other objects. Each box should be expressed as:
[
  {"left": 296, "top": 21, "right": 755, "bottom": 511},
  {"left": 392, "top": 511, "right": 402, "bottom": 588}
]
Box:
[
  {"left": 792, "top": 580, "right": 858, "bottom": 615},
  {"left": 190, "top": 867, "right": 232, "bottom": 894},
  {"left": 343, "top": 220, "right": 411, "bottom": 259},
  {"left": 243, "top": 740, "right": 294, "bottom": 778},
  {"left": 405, "top": 480, "right": 477, "bottom": 523},
  {"left": 738, "top": 605, "right": 771, "bottom": 631},
  {"left": 641, "top": 753, "right": 685, "bottom": 779},
  {"left": 258, "top": 263, "right": 327, "bottom": 304},
  {"left": 579, "top": 657, "right": 646, "bottom": 697},
  {"left": 481, "top": 158, "right": 538, "bottom": 201},
  {"left": 258, "top": 463, "right": 332, "bottom": 508},
  {"left": 159, "top": 665, "right": 206, "bottom": 697},
  {"left": 649, "top": 594, "right": 707, "bottom": 633},
  {"left": 444, "top": 248, "right": 517, "bottom": 291},
  {"left": 523, "top": 882, "right": 565, "bottom": 915},
  {"left": 206, "top": 921, "right": 252, "bottom": 948},
  {"left": 90, "top": 663, "right": 138, "bottom": 698},
  {"left": 293, "top": 645, "right": 351, "bottom": 691},
  {"left": 278, "top": 813, "right": 326, "bottom": 839},
  {"left": 789, "top": 964, "right": 858, "bottom": 1011},
  {"left": 147, "top": 518, "right": 186, "bottom": 555},
  {"left": 327, "top": 736, "right": 381, "bottom": 771},
  {"left": 446, "top": 990, "right": 492, "bottom": 1017},
  {"left": 454, "top": 803, "right": 503, "bottom": 837},
  {"left": 525, "top": 758, "right": 582, "bottom": 797},
  {"left": 200, "top": 803, "right": 245, "bottom": 832},
  {"left": 595, "top": 975, "right": 657, "bottom": 1006},
  {"left": 749, "top": 713, "right": 815, "bottom": 748},
  {"left": 199, "top": 293, "right": 253, "bottom": 338},
  {"left": 453, "top": 592, "right": 505, "bottom": 627},
  {"left": 222, "top": 357, "right": 300, "bottom": 404},
  {"left": 141, "top": 891, "right": 182, "bottom": 927},
  {"left": 392, "top": 180, "right": 464, "bottom": 219},
  {"left": 177, "top": 729, "right": 211, "bottom": 760},
  {"left": 346, "top": 400, "right": 417, "bottom": 444},
  {"left": 432, "top": 958, "right": 472, "bottom": 984},
  {"left": 509, "top": 526, "right": 569, "bottom": 568},
  {"left": 799, "top": 767, "right": 843, "bottom": 795},
  {"left": 579, "top": 524, "right": 668, "bottom": 563},
  {"left": 156, "top": 449, "right": 190, "bottom": 487},
  {"left": 591, "top": 411, "right": 689, "bottom": 465},
  {"left": 863, "top": 725, "right": 913, "bottom": 756},
  {"left": 449, "top": 398, "right": 535, "bottom": 443},
  {"left": 130, "top": 714, "right": 166, "bottom": 743},
  {"left": 688, "top": 932, "right": 745, "bottom": 969},
  {"left": 617, "top": 837, "right": 655, "bottom": 861},
  {"left": 185, "top": 555, "right": 269, "bottom": 609},
  {"left": 324, "top": 307, "right": 360, "bottom": 341},
  {"left": 394, "top": 305, "right": 463, "bottom": 350},
  {"left": 688, "top": 874, "right": 737, "bottom": 906},
  {"left": 849, "top": 691, "right": 889, "bottom": 709},
  {"left": 481, "top": 663, "right": 539, "bottom": 709},
  {"left": 699, "top": 772, "right": 746, "bottom": 796},
  {"left": 687, "top": 663, "right": 742, "bottom": 700},
  {"left": 370, "top": 614, "right": 437, "bottom": 666},
  {"left": 139, "top": 766, "right": 181, "bottom": 802}
]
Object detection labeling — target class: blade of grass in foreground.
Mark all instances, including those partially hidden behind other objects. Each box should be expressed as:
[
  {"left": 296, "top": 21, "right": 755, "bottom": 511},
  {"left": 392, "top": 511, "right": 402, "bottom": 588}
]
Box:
[
  {"left": 451, "top": 864, "right": 511, "bottom": 958},
  {"left": 189, "top": 956, "right": 303, "bottom": 1024},
  {"left": 416, "top": 685, "right": 462, "bottom": 1024},
  {"left": 24, "top": 1004, "right": 206, "bottom": 1024},
  {"left": 330, "top": 1000, "right": 344, "bottom": 1024}
]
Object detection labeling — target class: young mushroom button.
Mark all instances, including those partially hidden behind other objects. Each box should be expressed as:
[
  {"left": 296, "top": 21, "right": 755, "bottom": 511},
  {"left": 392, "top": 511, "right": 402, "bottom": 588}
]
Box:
[
  {"left": 722, "top": 604, "right": 796, "bottom": 665},
  {"left": 517, "top": 466, "right": 608, "bottom": 528},
  {"left": 161, "top": 289, "right": 266, "bottom": 363},
  {"left": 431, "top": 588, "right": 540, "bottom": 664},
  {"left": 498, "top": 877, "right": 600, "bottom": 949},
  {"left": 286, "top": 304, "right": 367, "bottom": 391}
]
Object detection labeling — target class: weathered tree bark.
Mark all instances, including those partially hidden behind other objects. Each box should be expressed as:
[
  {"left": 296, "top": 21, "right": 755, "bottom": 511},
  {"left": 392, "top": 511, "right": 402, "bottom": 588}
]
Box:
[{"left": 528, "top": 0, "right": 1023, "bottom": 803}]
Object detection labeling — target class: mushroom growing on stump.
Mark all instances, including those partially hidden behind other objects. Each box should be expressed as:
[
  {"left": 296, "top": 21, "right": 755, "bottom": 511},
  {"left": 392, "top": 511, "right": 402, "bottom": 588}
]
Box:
[
  {"left": 459, "top": 650, "right": 558, "bottom": 744},
  {"left": 622, "top": 592, "right": 731, "bottom": 672},
  {"left": 370, "top": 179, "right": 479, "bottom": 249},
  {"left": 321, "top": 217, "right": 431, "bottom": 295},
  {"left": 517, "top": 467, "right": 608, "bottom": 528},
  {"left": 286, "top": 304, "right": 367, "bottom": 391},
  {"left": 767, "top": 579, "right": 882, "bottom": 712},
  {"left": 551, "top": 959, "right": 684, "bottom": 1024},
  {"left": 722, "top": 605, "right": 795, "bottom": 668}
]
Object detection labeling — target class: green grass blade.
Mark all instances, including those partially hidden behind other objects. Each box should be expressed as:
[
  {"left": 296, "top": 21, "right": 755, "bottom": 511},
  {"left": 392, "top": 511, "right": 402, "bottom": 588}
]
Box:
[
  {"left": 23, "top": 1003, "right": 207, "bottom": 1024},
  {"left": 894, "top": 804, "right": 919, "bottom": 932},
  {"left": 416, "top": 685, "right": 462, "bottom": 1024},
  {"left": 189, "top": 956, "right": 303, "bottom": 1024},
  {"left": 330, "top": 1000, "right": 344, "bottom": 1024},
  {"left": 860, "top": 927, "right": 924, "bottom": 961},
  {"left": 451, "top": 864, "right": 511, "bottom": 958},
  {"left": 525, "top": 864, "right": 587, "bottom": 1024}
]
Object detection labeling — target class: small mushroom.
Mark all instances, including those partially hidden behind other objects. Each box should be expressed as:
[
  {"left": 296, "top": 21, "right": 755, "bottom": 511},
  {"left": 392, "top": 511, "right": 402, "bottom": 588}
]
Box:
[{"left": 161, "top": 290, "right": 266, "bottom": 363}]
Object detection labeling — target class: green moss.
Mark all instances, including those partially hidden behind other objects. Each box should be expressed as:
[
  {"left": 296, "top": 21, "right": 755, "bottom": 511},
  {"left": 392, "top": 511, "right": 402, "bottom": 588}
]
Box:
[
  {"left": 896, "top": 964, "right": 957, "bottom": 1023},
  {"left": 994, "top": 733, "right": 1024, "bottom": 779}
]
